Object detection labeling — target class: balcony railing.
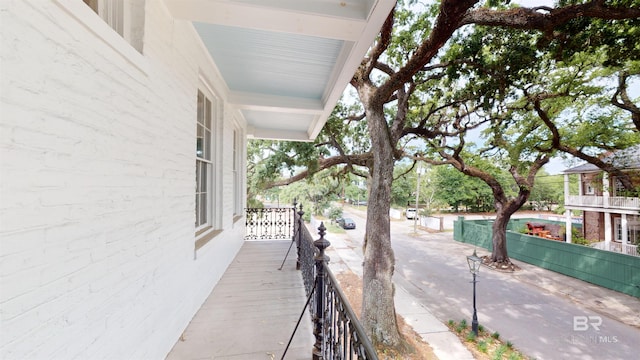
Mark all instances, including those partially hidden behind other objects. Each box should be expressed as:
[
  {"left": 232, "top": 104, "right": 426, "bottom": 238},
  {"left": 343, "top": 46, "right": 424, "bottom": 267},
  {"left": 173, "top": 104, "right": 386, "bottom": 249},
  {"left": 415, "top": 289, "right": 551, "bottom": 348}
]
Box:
[
  {"left": 292, "top": 204, "right": 379, "bottom": 360},
  {"left": 591, "top": 241, "right": 640, "bottom": 257},
  {"left": 245, "top": 207, "right": 295, "bottom": 240},
  {"left": 610, "top": 196, "right": 640, "bottom": 208},
  {"left": 244, "top": 205, "right": 377, "bottom": 359},
  {"left": 565, "top": 195, "right": 640, "bottom": 210}
]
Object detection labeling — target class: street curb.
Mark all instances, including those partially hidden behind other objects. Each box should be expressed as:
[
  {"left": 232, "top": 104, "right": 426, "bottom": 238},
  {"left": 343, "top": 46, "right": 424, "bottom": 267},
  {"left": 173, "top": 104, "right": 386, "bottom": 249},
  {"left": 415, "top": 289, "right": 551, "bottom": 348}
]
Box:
[
  {"left": 394, "top": 284, "right": 475, "bottom": 360},
  {"left": 318, "top": 224, "right": 475, "bottom": 360}
]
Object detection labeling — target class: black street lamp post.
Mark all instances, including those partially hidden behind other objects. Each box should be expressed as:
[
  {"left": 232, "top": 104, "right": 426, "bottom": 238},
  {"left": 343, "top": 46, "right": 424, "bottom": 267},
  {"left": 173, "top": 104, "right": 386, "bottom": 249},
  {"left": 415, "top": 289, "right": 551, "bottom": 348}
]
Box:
[{"left": 466, "top": 249, "right": 482, "bottom": 336}]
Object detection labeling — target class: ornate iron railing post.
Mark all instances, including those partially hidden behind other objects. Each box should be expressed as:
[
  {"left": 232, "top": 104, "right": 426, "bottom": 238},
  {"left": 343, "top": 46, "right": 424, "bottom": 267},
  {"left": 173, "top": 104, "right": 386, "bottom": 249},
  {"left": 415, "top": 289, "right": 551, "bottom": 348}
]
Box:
[
  {"left": 293, "top": 204, "right": 304, "bottom": 270},
  {"left": 312, "top": 222, "right": 330, "bottom": 360},
  {"left": 292, "top": 199, "right": 299, "bottom": 270}
]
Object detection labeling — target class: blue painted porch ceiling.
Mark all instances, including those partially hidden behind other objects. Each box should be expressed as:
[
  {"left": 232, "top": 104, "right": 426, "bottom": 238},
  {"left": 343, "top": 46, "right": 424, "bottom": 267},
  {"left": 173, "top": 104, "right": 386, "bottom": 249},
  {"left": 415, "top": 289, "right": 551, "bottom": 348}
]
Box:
[
  {"left": 243, "top": 110, "right": 314, "bottom": 132},
  {"left": 194, "top": 23, "right": 344, "bottom": 100}
]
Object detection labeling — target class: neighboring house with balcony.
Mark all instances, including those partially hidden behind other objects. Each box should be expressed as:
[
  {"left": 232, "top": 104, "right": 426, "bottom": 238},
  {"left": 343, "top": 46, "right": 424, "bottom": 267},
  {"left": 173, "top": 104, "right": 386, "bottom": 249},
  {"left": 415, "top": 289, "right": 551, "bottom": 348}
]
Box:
[
  {"left": 0, "top": 1, "right": 394, "bottom": 358},
  {"left": 562, "top": 145, "right": 640, "bottom": 255}
]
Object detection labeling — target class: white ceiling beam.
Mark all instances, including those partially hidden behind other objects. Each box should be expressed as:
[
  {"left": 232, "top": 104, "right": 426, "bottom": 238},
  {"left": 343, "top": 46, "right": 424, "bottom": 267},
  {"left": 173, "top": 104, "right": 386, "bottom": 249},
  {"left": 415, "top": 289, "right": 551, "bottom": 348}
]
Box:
[
  {"left": 247, "top": 127, "right": 314, "bottom": 142},
  {"left": 229, "top": 91, "right": 324, "bottom": 114},
  {"left": 165, "top": 0, "right": 367, "bottom": 41},
  {"left": 216, "top": 0, "right": 371, "bottom": 19}
]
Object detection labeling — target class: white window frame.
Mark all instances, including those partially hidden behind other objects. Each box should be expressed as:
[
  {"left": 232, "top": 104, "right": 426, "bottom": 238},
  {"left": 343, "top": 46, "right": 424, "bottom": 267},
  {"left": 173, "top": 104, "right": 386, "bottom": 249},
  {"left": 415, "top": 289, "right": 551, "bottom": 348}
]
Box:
[
  {"left": 82, "top": 0, "right": 144, "bottom": 51},
  {"left": 196, "top": 89, "right": 214, "bottom": 233},
  {"left": 614, "top": 216, "right": 640, "bottom": 244},
  {"left": 195, "top": 80, "right": 223, "bottom": 250},
  {"left": 613, "top": 178, "right": 625, "bottom": 197},
  {"left": 95, "top": 0, "right": 125, "bottom": 36},
  {"left": 56, "top": 0, "right": 146, "bottom": 72},
  {"left": 585, "top": 182, "right": 595, "bottom": 195}
]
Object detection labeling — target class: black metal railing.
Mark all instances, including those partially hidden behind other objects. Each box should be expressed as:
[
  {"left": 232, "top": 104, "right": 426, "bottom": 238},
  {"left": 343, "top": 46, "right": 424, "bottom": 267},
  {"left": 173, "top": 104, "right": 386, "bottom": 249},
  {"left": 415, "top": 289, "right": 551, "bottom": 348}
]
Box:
[
  {"left": 245, "top": 207, "right": 295, "bottom": 240},
  {"left": 295, "top": 204, "right": 316, "bottom": 299},
  {"left": 291, "top": 204, "right": 378, "bottom": 360}
]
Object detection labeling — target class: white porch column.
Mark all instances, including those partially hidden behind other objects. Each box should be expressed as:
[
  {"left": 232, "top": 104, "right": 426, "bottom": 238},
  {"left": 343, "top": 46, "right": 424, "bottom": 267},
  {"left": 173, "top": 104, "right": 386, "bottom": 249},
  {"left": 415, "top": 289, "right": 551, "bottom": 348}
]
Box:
[
  {"left": 564, "top": 174, "right": 570, "bottom": 205},
  {"left": 578, "top": 173, "right": 583, "bottom": 196},
  {"left": 621, "top": 214, "right": 628, "bottom": 244},
  {"left": 565, "top": 209, "right": 572, "bottom": 243},
  {"left": 603, "top": 172, "right": 610, "bottom": 208},
  {"left": 604, "top": 212, "right": 612, "bottom": 245}
]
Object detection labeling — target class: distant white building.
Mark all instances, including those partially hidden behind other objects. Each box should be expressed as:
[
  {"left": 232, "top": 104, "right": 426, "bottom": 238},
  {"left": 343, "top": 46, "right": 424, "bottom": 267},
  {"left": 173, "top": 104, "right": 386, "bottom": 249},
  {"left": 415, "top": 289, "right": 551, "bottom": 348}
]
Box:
[{"left": 0, "top": 1, "right": 394, "bottom": 358}]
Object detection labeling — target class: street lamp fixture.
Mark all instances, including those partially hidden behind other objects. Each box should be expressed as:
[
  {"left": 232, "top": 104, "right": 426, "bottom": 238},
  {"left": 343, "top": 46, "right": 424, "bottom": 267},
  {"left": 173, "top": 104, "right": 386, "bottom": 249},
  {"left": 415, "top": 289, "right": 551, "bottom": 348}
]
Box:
[
  {"left": 467, "top": 249, "right": 482, "bottom": 274},
  {"left": 466, "top": 249, "right": 481, "bottom": 336}
]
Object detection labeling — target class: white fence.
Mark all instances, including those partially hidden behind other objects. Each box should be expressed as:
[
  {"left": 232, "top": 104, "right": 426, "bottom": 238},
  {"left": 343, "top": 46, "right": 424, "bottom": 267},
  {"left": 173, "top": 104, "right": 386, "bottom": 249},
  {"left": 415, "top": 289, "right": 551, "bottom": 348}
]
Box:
[
  {"left": 420, "top": 216, "right": 444, "bottom": 231},
  {"left": 566, "top": 195, "right": 640, "bottom": 210},
  {"left": 591, "top": 241, "right": 639, "bottom": 257},
  {"left": 610, "top": 196, "right": 640, "bottom": 208}
]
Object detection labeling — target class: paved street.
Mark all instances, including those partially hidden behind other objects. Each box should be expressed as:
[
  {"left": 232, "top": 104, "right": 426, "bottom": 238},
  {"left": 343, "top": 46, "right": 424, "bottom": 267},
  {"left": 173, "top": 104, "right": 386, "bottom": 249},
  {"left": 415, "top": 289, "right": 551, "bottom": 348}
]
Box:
[{"left": 329, "top": 209, "right": 640, "bottom": 360}]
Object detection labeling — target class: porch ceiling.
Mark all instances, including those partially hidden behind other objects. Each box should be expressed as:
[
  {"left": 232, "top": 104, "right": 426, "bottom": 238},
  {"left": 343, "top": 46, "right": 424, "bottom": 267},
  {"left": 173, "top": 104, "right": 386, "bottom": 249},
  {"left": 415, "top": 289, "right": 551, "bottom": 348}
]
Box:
[{"left": 164, "top": 0, "right": 395, "bottom": 141}]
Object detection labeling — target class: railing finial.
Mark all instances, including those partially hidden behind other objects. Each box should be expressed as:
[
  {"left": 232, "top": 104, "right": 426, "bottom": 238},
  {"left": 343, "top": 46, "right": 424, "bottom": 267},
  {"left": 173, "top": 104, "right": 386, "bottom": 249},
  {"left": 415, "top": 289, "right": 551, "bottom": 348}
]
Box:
[
  {"left": 315, "top": 222, "right": 329, "bottom": 253},
  {"left": 295, "top": 217, "right": 378, "bottom": 359},
  {"left": 312, "top": 222, "right": 330, "bottom": 360}
]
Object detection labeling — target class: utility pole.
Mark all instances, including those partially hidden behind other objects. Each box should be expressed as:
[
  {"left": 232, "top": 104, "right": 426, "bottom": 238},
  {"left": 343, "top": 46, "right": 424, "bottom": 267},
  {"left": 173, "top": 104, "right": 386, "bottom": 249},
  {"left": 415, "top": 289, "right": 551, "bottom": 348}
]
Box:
[{"left": 414, "top": 162, "right": 424, "bottom": 233}]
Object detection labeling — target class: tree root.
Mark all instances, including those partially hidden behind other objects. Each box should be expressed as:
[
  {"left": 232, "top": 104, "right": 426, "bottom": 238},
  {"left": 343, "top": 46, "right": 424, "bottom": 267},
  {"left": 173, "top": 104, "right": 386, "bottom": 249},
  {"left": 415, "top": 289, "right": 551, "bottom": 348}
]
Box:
[{"left": 481, "top": 256, "right": 520, "bottom": 272}]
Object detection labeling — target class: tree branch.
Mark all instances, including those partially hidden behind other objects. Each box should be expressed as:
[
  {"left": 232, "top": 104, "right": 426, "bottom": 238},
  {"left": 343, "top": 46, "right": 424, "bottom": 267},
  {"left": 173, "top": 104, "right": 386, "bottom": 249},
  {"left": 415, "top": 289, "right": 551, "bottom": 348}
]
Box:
[
  {"left": 263, "top": 153, "right": 372, "bottom": 189},
  {"left": 611, "top": 70, "right": 640, "bottom": 131},
  {"left": 462, "top": 2, "right": 640, "bottom": 33},
  {"left": 375, "top": 0, "right": 478, "bottom": 104},
  {"left": 354, "top": 8, "right": 395, "bottom": 87},
  {"left": 534, "top": 97, "right": 637, "bottom": 191}
]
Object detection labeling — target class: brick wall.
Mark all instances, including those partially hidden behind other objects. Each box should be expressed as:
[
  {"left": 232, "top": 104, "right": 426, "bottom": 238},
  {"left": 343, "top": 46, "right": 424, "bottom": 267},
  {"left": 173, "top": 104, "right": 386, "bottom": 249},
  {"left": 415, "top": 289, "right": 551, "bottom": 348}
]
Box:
[
  {"left": 1, "top": 1, "right": 245, "bottom": 358},
  {"left": 583, "top": 211, "right": 603, "bottom": 241}
]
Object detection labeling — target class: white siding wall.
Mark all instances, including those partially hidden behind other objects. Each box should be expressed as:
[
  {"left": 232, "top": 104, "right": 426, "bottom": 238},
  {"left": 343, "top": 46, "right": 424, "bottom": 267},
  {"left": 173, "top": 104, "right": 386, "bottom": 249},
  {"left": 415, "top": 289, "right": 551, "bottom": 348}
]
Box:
[{"left": 0, "top": 1, "right": 246, "bottom": 358}]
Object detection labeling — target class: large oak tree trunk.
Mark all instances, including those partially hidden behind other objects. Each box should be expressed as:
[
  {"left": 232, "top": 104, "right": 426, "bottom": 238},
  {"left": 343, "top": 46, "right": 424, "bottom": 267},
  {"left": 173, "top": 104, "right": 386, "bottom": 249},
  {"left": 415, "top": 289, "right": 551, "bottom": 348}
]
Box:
[
  {"left": 491, "top": 209, "right": 511, "bottom": 263},
  {"left": 361, "top": 106, "right": 402, "bottom": 347},
  {"left": 490, "top": 193, "right": 530, "bottom": 264}
]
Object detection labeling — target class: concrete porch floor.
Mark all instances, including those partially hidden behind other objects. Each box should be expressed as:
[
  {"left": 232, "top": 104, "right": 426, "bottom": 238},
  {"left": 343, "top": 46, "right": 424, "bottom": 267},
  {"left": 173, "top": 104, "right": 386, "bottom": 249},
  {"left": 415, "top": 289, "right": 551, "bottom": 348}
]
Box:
[{"left": 166, "top": 240, "right": 313, "bottom": 360}]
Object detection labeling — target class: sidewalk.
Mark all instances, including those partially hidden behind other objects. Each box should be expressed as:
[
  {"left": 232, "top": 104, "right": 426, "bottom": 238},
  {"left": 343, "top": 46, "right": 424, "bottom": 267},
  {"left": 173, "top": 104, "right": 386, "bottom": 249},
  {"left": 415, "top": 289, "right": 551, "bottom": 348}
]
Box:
[{"left": 320, "top": 226, "right": 475, "bottom": 360}]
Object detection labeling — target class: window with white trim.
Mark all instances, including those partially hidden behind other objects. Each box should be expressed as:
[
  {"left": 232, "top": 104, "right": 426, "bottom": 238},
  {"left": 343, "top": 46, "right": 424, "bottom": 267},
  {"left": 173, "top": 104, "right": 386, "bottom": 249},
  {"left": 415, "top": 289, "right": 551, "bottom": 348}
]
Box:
[
  {"left": 196, "top": 90, "right": 214, "bottom": 230},
  {"left": 585, "top": 182, "right": 595, "bottom": 195},
  {"left": 614, "top": 216, "right": 640, "bottom": 244},
  {"left": 613, "top": 178, "right": 625, "bottom": 197},
  {"left": 83, "top": 0, "right": 145, "bottom": 52}
]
